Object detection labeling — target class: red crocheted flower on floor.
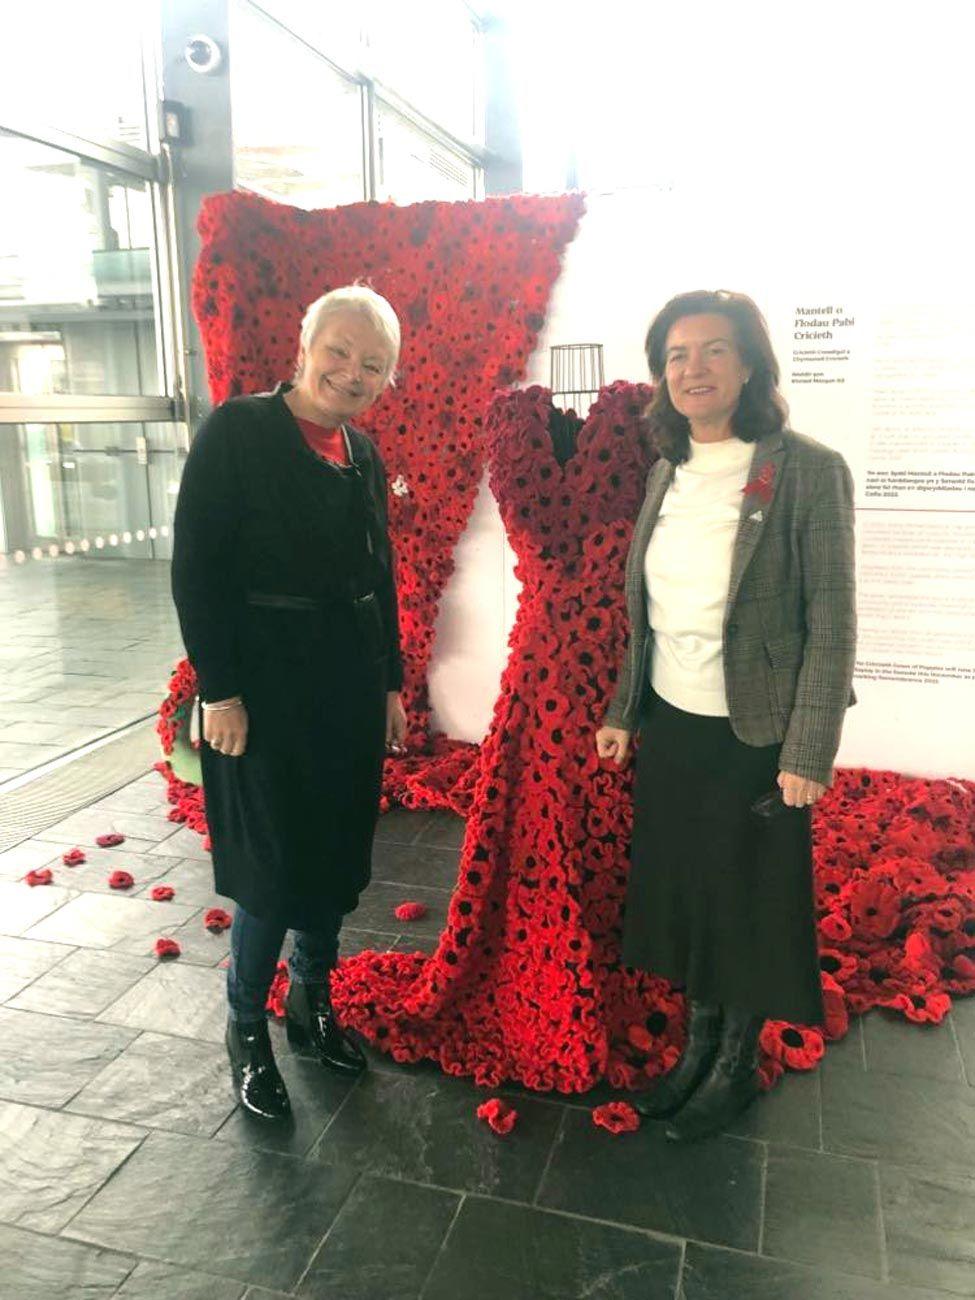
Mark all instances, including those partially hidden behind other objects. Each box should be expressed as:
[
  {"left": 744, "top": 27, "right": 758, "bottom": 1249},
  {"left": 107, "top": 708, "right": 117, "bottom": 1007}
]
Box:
[
  {"left": 62, "top": 848, "right": 86, "bottom": 866},
  {"left": 760, "top": 1021, "right": 826, "bottom": 1070},
  {"left": 476, "top": 1098, "right": 518, "bottom": 1135},
  {"left": 394, "top": 901, "right": 428, "bottom": 921},
  {"left": 96, "top": 833, "right": 126, "bottom": 848},
  {"left": 108, "top": 871, "right": 134, "bottom": 890},
  {"left": 150, "top": 885, "right": 175, "bottom": 902},
  {"left": 266, "top": 960, "right": 290, "bottom": 1018},
  {"left": 882, "top": 991, "right": 952, "bottom": 1024},
  {"left": 204, "top": 907, "right": 232, "bottom": 933},
  {"left": 154, "top": 937, "right": 181, "bottom": 959},
  {"left": 24, "top": 869, "right": 53, "bottom": 887},
  {"left": 592, "top": 1102, "right": 640, "bottom": 1134}
]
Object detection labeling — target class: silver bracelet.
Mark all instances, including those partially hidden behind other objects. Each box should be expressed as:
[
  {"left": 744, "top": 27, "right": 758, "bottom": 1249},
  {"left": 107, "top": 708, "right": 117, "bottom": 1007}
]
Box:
[{"left": 202, "top": 698, "right": 243, "bottom": 713}]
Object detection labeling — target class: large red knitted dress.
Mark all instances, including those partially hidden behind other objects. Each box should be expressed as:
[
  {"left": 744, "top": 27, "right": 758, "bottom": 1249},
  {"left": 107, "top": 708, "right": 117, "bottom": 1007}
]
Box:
[{"left": 331, "top": 381, "right": 693, "bottom": 1092}]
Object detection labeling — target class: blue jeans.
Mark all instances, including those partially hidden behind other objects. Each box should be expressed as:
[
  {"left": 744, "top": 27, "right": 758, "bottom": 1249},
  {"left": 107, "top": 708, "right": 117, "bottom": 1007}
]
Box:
[{"left": 227, "top": 904, "right": 344, "bottom": 1022}]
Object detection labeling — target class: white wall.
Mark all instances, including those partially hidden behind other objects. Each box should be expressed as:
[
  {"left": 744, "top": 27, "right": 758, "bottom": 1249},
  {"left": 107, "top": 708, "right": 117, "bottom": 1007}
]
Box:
[{"left": 429, "top": 187, "right": 975, "bottom": 779}]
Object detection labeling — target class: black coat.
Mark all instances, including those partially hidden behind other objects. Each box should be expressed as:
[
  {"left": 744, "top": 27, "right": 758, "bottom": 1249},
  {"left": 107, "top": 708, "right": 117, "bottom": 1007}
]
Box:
[{"left": 171, "top": 384, "right": 403, "bottom": 927}]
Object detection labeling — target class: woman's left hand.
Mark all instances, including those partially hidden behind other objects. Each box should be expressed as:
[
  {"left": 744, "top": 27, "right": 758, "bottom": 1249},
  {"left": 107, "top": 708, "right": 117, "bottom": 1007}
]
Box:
[
  {"left": 386, "top": 691, "right": 408, "bottom": 753},
  {"left": 778, "top": 770, "right": 827, "bottom": 808}
]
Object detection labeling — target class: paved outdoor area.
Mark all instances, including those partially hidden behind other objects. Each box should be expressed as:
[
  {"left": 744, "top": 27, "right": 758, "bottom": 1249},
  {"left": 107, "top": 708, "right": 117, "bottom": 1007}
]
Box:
[
  {"left": 0, "top": 559, "right": 182, "bottom": 784},
  {"left": 0, "top": 770, "right": 974, "bottom": 1298}
]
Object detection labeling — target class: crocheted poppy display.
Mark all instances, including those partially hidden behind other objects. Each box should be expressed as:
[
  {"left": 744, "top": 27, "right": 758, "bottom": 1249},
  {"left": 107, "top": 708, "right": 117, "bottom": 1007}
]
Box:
[
  {"left": 96, "top": 833, "right": 125, "bottom": 848},
  {"left": 62, "top": 848, "right": 86, "bottom": 866},
  {"left": 107, "top": 871, "right": 134, "bottom": 890},
  {"left": 591, "top": 1102, "right": 640, "bottom": 1134},
  {"left": 157, "top": 188, "right": 584, "bottom": 817},
  {"left": 24, "top": 869, "right": 53, "bottom": 887},
  {"left": 154, "top": 938, "right": 181, "bottom": 960},
  {"left": 203, "top": 908, "right": 232, "bottom": 933},
  {"left": 476, "top": 1097, "right": 518, "bottom": 1135},
  {"left": 150, "top": 885, "right": 175, "bottom": 902},
  {"left": 331, "top": 384, "right": 679, "bottom": 1092},
  {"left": 328, "top": 392, "right": 975, "bottom": 1095}
]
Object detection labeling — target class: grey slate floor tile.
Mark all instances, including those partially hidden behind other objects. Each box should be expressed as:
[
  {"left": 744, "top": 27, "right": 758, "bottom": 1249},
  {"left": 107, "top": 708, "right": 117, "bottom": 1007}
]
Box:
[
  {"left": 0, "top": 1099, "right": 145, "bottom": 1233},
  {"left": 0, "top": 1221, "right": 135, "bottom": 1299},
  {"left": 67, "top": 1030, "right": 237, "bottom": 1137},
  {"left": 64, "top": 1128, "right": 358, "bottom": 1290},
  {"left": 423, "top": 1194, "right": 683, "bottom": 1300},
  {"left": 0, "top": 1007, "right": 136, "bottom": 1106},
  {"left": 537, "top": 1107, "right": 764, "bottom": 1252}
]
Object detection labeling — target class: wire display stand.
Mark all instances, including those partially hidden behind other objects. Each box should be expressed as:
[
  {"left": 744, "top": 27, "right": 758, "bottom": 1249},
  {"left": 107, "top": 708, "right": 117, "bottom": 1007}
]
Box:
[{"left": 550, "top": 343, "right": 604, "bottom": 416}]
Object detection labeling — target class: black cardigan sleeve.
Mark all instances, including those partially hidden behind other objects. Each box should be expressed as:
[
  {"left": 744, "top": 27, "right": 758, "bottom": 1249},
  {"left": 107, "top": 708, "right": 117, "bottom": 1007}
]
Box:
[
  {"left": 367, "top": 445, "right": 404, "bottom": 692},
  {"left": 171, "top": 405, "right": 244, "bottom": 702}
]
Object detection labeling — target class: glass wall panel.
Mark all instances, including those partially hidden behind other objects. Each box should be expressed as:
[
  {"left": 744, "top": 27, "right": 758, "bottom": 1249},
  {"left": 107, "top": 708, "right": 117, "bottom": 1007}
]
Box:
[
  {"left": 375, "top": 103, "right": 478, "bottom": 204},
  {"left": 0, "top": 1, "right": 149, "bottom": 151},
  {"left": 367, "top": 0, "right": 480, "bottom": 142},
  {"left": 231, "top": 1, "right": 366, "bottom": 208},
  {"left": 0, "top": 131, "right": 162, "bottom": 397},
  {"left": 0, "top": 421, "right": 183, "bottom": 562}
]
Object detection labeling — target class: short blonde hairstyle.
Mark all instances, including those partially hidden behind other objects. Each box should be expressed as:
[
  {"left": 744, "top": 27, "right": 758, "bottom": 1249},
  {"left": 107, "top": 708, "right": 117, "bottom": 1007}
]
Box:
[{"left": 297, "top": 285, "right": 401, "bottom": 384}]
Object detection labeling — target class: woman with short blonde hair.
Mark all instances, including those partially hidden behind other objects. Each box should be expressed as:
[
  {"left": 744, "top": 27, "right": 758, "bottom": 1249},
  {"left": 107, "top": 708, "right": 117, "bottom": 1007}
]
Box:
[{"left": 173, "top": 285, "right": 407, "bottom": 1121}]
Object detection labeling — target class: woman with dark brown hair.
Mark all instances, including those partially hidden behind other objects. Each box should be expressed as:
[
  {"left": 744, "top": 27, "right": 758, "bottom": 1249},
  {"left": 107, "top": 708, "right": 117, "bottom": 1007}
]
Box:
[{"left": 596, "top": 290, "right": 857, "bottom": 1140}]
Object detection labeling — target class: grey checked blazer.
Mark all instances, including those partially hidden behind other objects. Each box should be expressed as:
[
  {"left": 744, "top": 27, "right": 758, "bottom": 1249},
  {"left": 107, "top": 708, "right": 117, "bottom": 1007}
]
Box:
[{"left": 603, "top": 429, "right": 857, "bottom": 786}]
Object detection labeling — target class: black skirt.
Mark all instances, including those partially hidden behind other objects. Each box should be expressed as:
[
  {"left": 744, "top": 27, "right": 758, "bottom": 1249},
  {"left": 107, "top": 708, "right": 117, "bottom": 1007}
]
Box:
[
  {"left": 201, "top": 597, "right": 387, "bottom": 930},
  {"left": 622, "top": 692, "right": 824, "bottom": 1026}
]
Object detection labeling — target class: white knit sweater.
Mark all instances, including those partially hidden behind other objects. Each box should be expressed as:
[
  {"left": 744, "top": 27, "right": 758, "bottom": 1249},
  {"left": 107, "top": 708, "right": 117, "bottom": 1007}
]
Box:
[{"left": 644, "top": 435, "right": 754, "bottom": 716}]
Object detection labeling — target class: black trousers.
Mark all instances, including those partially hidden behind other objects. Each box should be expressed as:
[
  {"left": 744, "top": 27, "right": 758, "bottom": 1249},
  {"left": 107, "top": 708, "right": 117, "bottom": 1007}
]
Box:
[{"left": 622, "top": 693, "right": 824, "bottom": 1026}]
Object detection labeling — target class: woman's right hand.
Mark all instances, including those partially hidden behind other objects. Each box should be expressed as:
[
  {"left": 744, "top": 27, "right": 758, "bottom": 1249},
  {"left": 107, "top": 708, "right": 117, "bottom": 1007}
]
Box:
[
  {"left": 203, "top": 700, "right": 249, "bottom": 758},
  {"left": 595, "top": 725, "right": 632, "bottom": 767}
]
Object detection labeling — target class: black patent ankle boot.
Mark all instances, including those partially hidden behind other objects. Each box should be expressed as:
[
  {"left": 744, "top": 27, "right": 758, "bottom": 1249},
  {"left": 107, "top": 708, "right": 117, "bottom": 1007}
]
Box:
[
  {"left": 285, "top": 980, "right": 367, "bottom": 1076},
  {"left": 664, "top": 1008, "right": 763, "bottom": 1142},
  {"left": 634, "top": 1000, "right": 722, "bottom": 1119},
  {"left": 226, "top": 1018, "right": 291, "bottom": 1121}
]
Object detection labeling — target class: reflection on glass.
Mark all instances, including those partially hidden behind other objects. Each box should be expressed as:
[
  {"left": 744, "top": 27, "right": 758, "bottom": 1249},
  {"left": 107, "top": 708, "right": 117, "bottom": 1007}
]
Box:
[
  {"left": 367, "top": 0, "right": 480, "bottom": 142},
  {"left": 1, "top": 2, "right": 149, "bottom": 151},
  {"left": 231, "top": 1, "right": 366, "bottom": 208},
  {"left": 375, "top": 104, "right": 477, "bottom": 204},
  {"left": 0, "top": 422, "right": 185, "bottom": 561},
  {"left": 0, "top": 131, "right": 161, "bottom": 396}
]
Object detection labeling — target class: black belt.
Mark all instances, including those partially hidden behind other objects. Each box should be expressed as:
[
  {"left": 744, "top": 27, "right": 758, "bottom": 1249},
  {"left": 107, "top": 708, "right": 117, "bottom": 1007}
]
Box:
[{"left": 246, "top": 590, "right": 374, "bottom": 610}]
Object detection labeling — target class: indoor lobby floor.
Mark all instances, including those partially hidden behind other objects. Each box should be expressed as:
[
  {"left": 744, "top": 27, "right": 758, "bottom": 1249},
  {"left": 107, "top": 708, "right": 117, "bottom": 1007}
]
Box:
[
  {"left": 0, "top": 776, "right": 973, "bottom": 1299},
  {"left": 0, "top": 559, "right": 182, "bottom": 785}
]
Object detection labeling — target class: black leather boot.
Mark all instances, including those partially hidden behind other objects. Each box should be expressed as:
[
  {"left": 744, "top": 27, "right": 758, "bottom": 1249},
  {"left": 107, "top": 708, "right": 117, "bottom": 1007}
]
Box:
[
  {"left": 285, "top": 979, "right": 367, "bottom": 1076},
  {"left": 634, "top": 1001, "right": 722, "bottom": 1119},
  {"left": 664, "top": 1008, "right": 763, "bottom": 1142},
  {"left": 226, "top": 1018, "right": 291, "bottom": 1121}
]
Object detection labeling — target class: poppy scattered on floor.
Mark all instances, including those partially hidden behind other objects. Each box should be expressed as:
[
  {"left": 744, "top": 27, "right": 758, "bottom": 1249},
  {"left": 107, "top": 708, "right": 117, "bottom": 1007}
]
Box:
[
  {"left": 24, "top": 869, "right": 53, "bottom": 887},
  {"left": 61, "top": 848, "right": 86, "bottom": 866},
  {"left": 150, "top": 885, "right": 175, "bottom": 902},
  {"left": 203, "top": 907, "right": 232, "bottom": 933},
  {"left": 476, "top": 1098, "right": 518, "bottom": 1135},
  {"left": 96, "top": 833, "right": 126, "bottom": 848},
  {"left": 394, "top": 901, "right": 428, "bottom": 921},
  {"left": 108, "top": 871, "right": 134, "bottom": 890},
  {"left": 760, "top": 1021, "right": 826, "bottom": 1071},
  {"left": 592, "top": 1102, "right": 640, "bottom": 1134},
  {"left": 154, "top": 937, "right": 181, "bottom": 959}
]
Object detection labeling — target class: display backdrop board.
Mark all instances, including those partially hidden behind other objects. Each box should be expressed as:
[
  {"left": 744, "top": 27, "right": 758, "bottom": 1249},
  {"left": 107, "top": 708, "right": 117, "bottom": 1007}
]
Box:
[{"left": 430, "top": 187, "right": 974, "bottom": 781}]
